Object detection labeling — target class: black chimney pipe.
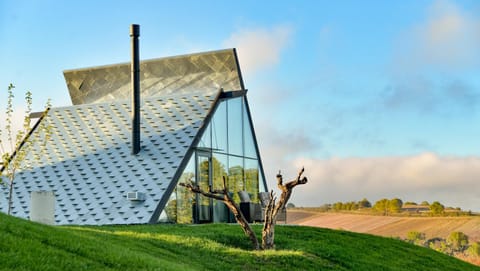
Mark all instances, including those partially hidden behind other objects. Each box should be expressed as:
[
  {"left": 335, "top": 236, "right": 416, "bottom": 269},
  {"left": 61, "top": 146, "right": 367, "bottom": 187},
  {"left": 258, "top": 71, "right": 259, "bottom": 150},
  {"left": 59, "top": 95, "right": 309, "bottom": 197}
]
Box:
[{"left": 130, "top": 24, "right": 141, "bottom": 155}]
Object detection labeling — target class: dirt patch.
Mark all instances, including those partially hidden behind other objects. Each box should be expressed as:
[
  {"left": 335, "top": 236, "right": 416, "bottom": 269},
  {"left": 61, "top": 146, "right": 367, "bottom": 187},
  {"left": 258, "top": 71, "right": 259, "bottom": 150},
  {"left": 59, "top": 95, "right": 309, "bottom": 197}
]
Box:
[{"left": 286, "top": 210, "right": 318, "bottom": 224}]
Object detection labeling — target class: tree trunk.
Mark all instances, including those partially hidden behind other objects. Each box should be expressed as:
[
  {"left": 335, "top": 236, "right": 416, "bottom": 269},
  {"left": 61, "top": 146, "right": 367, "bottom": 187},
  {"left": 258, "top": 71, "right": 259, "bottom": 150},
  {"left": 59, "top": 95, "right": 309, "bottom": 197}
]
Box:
[
  {"left": 180, "top": 177, "right": 260, "bottom": 250},
  {"left": 261, "top": 168, "right": 308, "bottom": 250},
  {"left": 222, "top": 197, "right": 260, "bottom": 250},
  {"left": 7, "top": 179, "right": 13, "bottom": 215},
  {"left": 262, "top": 191, "right": 276, "bottom": 249}
]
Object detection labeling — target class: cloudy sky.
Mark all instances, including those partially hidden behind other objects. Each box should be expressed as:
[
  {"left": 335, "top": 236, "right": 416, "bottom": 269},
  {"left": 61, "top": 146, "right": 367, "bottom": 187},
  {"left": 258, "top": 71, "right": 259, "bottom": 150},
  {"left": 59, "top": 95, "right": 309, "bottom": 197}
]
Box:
[{"left": 1, "top": 0, "right": 480, "bottom": 211}]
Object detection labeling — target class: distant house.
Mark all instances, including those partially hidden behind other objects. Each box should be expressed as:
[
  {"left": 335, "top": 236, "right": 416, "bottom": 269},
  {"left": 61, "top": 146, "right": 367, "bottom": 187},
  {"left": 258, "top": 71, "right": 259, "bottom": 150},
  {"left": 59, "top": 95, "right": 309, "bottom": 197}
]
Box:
[
  {"left": 402, "top": 205, "right": 430, "bottom": 213},
  {"left": 0, "top": 49, "right": 267, "bottom": 225}
]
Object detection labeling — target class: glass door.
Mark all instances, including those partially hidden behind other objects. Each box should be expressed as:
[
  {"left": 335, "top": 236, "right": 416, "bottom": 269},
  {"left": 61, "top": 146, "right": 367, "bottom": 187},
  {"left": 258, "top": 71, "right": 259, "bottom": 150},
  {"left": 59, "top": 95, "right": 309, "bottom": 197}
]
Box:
[{"left": 195, "top": 151, "right": 212, "bottom": 223}]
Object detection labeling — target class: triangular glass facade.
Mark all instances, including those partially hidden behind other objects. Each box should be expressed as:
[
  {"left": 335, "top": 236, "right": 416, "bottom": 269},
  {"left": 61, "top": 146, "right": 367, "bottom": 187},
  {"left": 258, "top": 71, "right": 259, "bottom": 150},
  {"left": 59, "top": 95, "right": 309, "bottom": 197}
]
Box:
[{"left": 160, "top": 94, "right": 266, "bottom": 223}]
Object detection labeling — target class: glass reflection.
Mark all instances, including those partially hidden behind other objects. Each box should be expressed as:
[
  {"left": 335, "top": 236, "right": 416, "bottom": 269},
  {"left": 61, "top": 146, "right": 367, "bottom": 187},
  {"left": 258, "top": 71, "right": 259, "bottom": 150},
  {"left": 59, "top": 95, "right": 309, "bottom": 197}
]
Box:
[
  {"left": 211, "top": 100, "right": 227, "bottom": 152},
  {"left": 259, "top": 167, "right": 266, "bottom": 193},
  {"left": 228, "top": 155, "right": 244, "bottom": 202},
  {"left": 245, "top": 158, "right": 259, "bottom": 203},
  {"left": 198, "top": 122, "right": 211, "bottom": 148},
  {"left": 171, "top": 94, "right": 267, "bottom": 224},
  {"left": 161, "top": 192, "right": 176, "bottom": 223},
  {"left": 228, "top": 98, "right": 243, "bottom": 156},
  {"left": 243, "top": 102, "right": 257, "bottom": 159},
  {"left": 176, "top": 155, "right": 195, "bottom": 223},
  {"left": 212, "top": 153, "right": 228, "bottom": 190},
  {"left": 197, "top": 153, "right": 211, "bottom": 222}
]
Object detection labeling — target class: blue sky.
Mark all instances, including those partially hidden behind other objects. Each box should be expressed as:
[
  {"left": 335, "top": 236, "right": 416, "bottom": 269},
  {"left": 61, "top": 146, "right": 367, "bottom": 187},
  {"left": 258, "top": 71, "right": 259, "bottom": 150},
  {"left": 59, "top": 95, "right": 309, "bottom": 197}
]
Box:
[{"left": 1, "top": 0, "right": 480, "bottom": 210}]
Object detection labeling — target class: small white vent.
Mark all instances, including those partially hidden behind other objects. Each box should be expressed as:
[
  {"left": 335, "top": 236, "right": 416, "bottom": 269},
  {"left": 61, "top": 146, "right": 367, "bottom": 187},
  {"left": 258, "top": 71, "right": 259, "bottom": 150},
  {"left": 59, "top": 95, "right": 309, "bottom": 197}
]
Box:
[{"left": 126, "top": 192, "right": 145, "bottom": 201}]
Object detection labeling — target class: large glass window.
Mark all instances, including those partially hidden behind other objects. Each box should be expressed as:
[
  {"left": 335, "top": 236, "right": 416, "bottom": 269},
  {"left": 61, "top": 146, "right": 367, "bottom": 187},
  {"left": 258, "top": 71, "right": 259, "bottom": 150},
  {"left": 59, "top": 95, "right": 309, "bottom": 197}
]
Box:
[
  {"left": 160, "top": 192, "right": 177, "bottom": 223},
  {"left": 211, "top": 101, "right": 227, "bottom": 153},
  {"left": 176, "top": 155, "right": 195, "bottom": 223},
  {"left": 212, "top": 153, "right": 228, "bottom": 191},
  {"left": 259, "top": 166, "right": 266, "bottom": 193},
  {"left": 245, "top": 158, "right": 259, "bottom": 203},
  {"left": 243, "top": 103, "right": 257, "bottom": 159},
  {"left": 196, "top": 152, "right": 211, "bottom": 223},
  {"left": 198, "top": 122, "right": 211, "bottom": 149},
  {"left": 170, "top": 95, "right": 266, "bottom": 224},
  {"left": 227, "top": 98, "right": 243, "bottom": 156},
  {"left": 161, "top": 155, "right": 196, "bottom": 223},
  {"left": 228, "top": 155, "right": 244, "bottom": 202}
]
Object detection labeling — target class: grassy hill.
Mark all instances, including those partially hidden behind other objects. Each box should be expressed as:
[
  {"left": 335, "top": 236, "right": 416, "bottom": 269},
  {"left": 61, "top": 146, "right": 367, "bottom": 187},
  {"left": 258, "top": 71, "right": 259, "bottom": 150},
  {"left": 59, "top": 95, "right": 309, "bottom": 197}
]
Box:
[{"left": 1, "top": 213, "right": 479, "bottom": 271}]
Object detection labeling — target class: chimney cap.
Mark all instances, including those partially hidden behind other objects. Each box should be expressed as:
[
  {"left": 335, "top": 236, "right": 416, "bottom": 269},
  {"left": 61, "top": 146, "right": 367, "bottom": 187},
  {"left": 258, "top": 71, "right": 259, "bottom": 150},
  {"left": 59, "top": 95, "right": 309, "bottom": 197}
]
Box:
[{"left": 130, "top": 24, "right": 140, "bottom": 37}]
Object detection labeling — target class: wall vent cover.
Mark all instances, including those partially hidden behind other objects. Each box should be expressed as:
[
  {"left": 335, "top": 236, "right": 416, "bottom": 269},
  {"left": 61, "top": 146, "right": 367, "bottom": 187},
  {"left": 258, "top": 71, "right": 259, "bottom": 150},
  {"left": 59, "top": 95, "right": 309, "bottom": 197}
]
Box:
[{"left": 126, "top": 192, "right": 145, "bottom": 201}]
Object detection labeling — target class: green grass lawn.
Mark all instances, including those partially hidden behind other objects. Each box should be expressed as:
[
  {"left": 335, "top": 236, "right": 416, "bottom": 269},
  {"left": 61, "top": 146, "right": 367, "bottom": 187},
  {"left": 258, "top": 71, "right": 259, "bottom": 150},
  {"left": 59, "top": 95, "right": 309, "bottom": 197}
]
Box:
[{"left": 0, "top": 213, "right": 478, "bottom": 271}]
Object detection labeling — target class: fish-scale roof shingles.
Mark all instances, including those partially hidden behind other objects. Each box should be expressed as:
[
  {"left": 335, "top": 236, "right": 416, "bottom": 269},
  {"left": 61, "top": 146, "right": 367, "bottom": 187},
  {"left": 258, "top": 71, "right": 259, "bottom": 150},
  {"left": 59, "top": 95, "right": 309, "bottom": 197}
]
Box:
[{"left": 1, "top": 89, "right": 220, "bottom": 225}]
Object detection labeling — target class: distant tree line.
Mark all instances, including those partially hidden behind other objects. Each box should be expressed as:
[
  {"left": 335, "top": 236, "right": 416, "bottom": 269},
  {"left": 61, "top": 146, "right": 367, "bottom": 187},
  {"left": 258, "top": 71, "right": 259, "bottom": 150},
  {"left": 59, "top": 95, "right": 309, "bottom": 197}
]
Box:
[
  {"left": 318, "top": 198, "right": 473, "bottom": 217},
  {"left": 329, "top": 198, "right": 372, "bottom": 212}
]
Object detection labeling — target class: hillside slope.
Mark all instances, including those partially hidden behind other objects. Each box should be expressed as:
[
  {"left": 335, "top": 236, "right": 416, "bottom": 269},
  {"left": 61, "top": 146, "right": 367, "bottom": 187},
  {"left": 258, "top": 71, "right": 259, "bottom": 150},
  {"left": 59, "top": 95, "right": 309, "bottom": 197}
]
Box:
[
  {"left": 290, "top": 211, "right": 480, "bottom": 241},
  {"left": 0, "top": 213, "right": 478, "bottom": 271}
]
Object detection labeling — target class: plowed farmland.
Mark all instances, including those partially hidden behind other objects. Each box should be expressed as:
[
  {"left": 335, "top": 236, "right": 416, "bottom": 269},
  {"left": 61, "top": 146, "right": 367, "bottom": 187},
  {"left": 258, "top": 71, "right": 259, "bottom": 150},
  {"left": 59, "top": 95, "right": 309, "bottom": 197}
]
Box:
[{"left": 288, "top": 210, "right": 480, "bottom": 242}]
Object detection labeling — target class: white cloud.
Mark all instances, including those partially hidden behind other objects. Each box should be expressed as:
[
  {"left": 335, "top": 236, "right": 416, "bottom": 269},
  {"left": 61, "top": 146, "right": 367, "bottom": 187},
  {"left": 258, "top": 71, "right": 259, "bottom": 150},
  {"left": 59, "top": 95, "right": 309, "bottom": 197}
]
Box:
[
  {"left": 383, "top": 0, "right": 480, "bottom": 113},
  {"left": 255, "top": 122, "right": 319, "bottom": 183},
  {"left": 222, "top": 25, "right": 293, "bottom": 75},
  {"left": 394, "top": 0, "right": 480, "bottom": 74},
  {"left": 287, "top": 153, "right": 480, "bottom": 211}
]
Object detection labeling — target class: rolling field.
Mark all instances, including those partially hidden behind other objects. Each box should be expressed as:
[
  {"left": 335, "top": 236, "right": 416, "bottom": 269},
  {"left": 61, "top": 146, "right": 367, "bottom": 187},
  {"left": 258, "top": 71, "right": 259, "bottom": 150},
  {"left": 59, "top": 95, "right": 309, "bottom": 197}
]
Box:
[{"left": 288, "top": 210, "right": 480, "bottom": 242}]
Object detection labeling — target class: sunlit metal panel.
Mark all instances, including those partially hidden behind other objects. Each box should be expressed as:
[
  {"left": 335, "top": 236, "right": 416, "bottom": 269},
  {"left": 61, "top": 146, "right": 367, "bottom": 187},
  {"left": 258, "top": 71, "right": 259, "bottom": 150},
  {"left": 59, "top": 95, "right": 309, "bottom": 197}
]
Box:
[{"left": 64, "top": 49, "right": 243, "bottom": 105}]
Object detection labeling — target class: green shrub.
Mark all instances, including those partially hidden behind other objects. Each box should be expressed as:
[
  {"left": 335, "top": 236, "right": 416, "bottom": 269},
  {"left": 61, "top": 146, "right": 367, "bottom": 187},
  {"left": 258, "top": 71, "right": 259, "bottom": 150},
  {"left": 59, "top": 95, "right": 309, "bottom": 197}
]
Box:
[
  {"left": 447, "top": 231, "right": 469, "bottom": 252},
  {"left": 467, "top": 242, "right": 480, "bottom": 257},
  {"left": 406, "top": 231, "right": 425, "bottom": 246}
]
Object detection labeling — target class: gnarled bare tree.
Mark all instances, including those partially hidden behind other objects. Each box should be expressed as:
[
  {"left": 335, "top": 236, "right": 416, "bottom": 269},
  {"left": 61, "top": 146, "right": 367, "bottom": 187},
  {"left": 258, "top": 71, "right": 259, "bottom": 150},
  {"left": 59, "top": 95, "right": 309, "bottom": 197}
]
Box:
[
  {"left": 180, "top": 176, "right": 260, "bottom": 250},
  {"left": 262, "top": 167, "right": 308, "bottom": 249},
  {"left": 180, "top": 167, "right": 307, "bottom": 250}
]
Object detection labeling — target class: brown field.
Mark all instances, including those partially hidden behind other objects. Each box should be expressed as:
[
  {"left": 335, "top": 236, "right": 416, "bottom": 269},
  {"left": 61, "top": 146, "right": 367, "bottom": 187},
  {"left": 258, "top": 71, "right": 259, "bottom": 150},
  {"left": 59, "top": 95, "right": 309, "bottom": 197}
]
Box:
[{"left": 287, "top": 210, "right": 480, "bottom": 242}]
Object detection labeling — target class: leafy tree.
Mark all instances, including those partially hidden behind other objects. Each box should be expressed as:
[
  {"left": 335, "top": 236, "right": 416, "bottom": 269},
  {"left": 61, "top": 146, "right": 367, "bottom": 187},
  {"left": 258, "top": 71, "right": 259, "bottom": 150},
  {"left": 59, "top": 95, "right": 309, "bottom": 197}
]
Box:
[
  {"left": 429, "top": 239, "right": 452, "bottom": 255},
  {"left": 404, "top": 201, "right": 417, "bottom": 205},
  {"left": 333, "top": 202, "right": 344, "bottom": 211},
  {"left": 228, "top": 165, "right": 244, "bottom": 203},
  {"left": 373, "top": 198, "right": 389, "bottom": 215},
  {"left": 388, "top": 198, "right": 403, "bottom": 213},
  {"left": 420, "top": 201, "right": 429, "bottom": 206},
  {"left": 447, "top": 232, "right": 469, "bottom": 252},
  {"left": 429, "top": 201, "right": 445, "bottom": 215},
  {"left": 406, "top": 231, "right": 426, "bottom": 246},
  {"left": 0, "top": 84, "right": 50, "bottom": 214},
  {"left": 358, "top": 198, "right": 371, "bottom": 208},
  {"left": 467, "top": 242, "right": 480, "bottom": 257}
]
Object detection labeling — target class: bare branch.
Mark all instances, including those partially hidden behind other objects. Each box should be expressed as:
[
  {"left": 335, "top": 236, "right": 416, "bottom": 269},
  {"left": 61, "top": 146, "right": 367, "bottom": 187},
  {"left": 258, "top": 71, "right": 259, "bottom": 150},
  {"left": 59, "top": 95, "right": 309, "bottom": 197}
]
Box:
[
  {"left": 285, "top": 167, "right": 308, "bottom": 189},
  {"left": 178, "top": 182, "right": 224, "bottom": 201},
  {"left": 276, "top": 170, "right": 283, "bottom": 188},
  {"left": 180, "top": 176, "right": 260, "bottom": 250}
]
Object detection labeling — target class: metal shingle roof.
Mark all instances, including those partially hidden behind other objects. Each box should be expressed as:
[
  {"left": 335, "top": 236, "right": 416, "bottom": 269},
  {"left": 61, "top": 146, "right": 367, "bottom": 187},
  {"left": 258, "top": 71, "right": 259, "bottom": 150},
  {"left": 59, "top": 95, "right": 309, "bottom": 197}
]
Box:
[
  {"left": 0, "top": 89, "right": 221, "bottom": 225},
  {"left": 64, "top": 49, "right": 243, "bottom": 105}
]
